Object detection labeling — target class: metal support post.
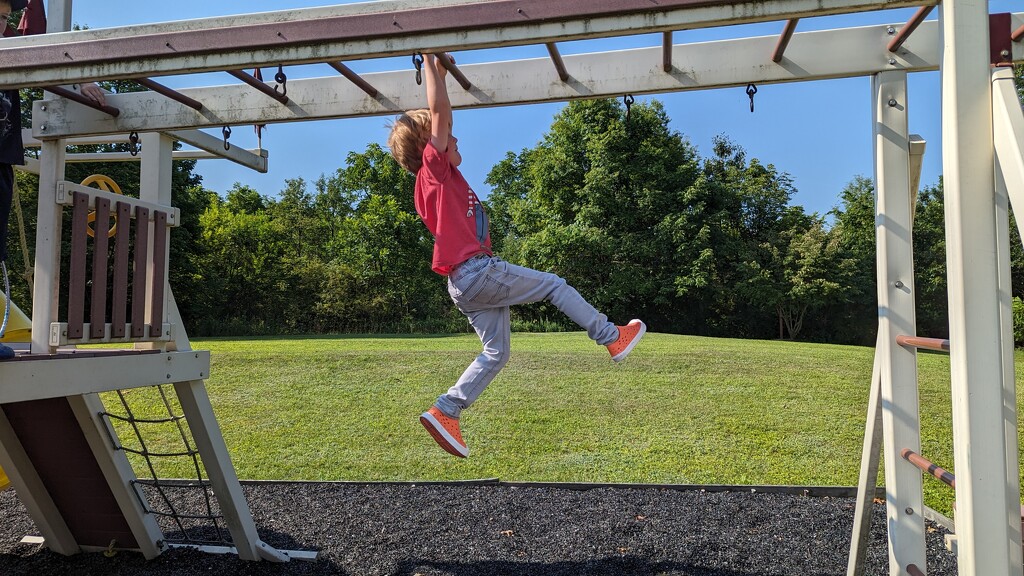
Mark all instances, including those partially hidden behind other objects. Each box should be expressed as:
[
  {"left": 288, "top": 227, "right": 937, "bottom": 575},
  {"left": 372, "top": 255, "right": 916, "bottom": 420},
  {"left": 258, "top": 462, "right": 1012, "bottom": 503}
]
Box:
[
  {"left": 139, "top": 133, "right": 173, "bottom": 344},
  {"left": 873, "top": 69, "right": 925, "bottom": 575},
  {"left": 846, "top": 332, "right": 884, "bottom": 576},
  {"left": 991, "top": 65, "right": 1024, "bottom": 576},
  {"left": 940, "top": 2, "right": 1022, "bottom": 575},
  {"left": 30, "top": 139, "right": 64, "bottom": 354}
]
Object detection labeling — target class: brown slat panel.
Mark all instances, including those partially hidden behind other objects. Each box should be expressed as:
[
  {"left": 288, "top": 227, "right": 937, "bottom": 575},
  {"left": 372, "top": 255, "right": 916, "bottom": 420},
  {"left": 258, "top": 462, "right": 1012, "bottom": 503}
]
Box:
[
  {"left": 111, "top": 202, "right": 132, "bottom": 339},
  {"left": 67, "top": 192, "right": 90, "bottom": 340},
  {"left": 149, "top": 211, "right": 168, "bottom": 338},
  {"left": 2, "top": 398, "right": 139, "bottom": 548},
  {"left": 132, "top": 207, "right": 150, "bottom": 339},
  {"left": 89, "top": 198, "right": 111, "bottom": 339}
]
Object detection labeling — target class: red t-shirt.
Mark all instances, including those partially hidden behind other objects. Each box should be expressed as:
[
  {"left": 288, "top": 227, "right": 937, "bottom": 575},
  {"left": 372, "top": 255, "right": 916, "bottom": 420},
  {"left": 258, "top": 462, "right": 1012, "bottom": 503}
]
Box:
[{"left": 414, "top": 141, "right": 492, "bottom": 275}]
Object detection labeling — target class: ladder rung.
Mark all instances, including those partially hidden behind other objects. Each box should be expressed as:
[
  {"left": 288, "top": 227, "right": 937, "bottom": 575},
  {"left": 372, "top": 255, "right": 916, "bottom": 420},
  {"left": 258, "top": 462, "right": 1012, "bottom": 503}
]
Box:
[
  {"left": 895, "top": 335, "right": 950, "bottom": 353},
  {"left": 900, "top": 448, "right": 956, "bottom": 489}
]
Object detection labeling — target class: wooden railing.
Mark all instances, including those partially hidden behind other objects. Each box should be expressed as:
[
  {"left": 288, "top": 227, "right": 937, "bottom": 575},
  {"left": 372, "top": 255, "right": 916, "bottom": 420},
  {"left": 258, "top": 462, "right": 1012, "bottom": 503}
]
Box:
[{"left": 49, "top": 181, "right": 179, "bottom": 347}]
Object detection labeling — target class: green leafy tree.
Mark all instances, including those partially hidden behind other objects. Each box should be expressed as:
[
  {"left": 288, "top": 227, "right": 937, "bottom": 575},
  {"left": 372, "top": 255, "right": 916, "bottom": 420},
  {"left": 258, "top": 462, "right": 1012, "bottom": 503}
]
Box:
[
  {"left": 825, "top": 176, "right": 878, "bottom": 344},
  {"left": 196, "top": 197, "right": 293, "bottom": 334},
  {"left": 487, "top": 99, "right": 705, "bottom": 332},
  {"left": 315, "top": 144, "right": 457, "bottom": 332},
  {"left": 776, "top": 217, "right": 853, "bottom": 339}
]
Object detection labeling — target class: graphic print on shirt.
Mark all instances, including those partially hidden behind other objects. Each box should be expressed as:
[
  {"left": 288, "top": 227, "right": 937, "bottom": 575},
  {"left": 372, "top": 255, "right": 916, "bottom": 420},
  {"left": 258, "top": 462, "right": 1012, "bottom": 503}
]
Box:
[{"left": 467, "top": 187, "right": 489, "bottom": 245}]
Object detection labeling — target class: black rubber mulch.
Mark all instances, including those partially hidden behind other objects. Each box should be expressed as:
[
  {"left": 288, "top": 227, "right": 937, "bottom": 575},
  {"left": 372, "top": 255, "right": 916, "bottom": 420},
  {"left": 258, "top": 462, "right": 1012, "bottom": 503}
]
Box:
[{"left": 0, "top": 482, "right": 956, "bottom": 575}]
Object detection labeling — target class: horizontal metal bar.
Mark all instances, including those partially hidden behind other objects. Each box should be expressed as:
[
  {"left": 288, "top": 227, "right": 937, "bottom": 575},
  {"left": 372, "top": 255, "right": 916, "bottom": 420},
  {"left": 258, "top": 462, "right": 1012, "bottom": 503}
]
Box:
[
  {"left": 44, "top": 85, "right": 120, "bottom": 117},
  {"left": 0, "top": 0, "right": 931, "bottom": 89},
  {"left": 31, "top": 18, "right": 953, "bottom": 138},
  {"left": 22, "top": 128, "right": 268, "bottom": 172},
  {"left": 545, "top": 43, "right": 569, "bottom": 82},
  {"left": 772, "top": 19, "right": 799, "bottom": 63},
  {"left": 227, "top": 70, "right": 289, "bottom": 104},
  {"left": 328, "top": 62, "right": 379, "bottom": 97},
  {"left": 436, "top": 55, "right": 472, "bottom": 90},
  {"left": 663, "top": 31, "right": 673, "bottom": 73},
  {"left": 900, "top": 448, "right": 956, "bottom": 489},
  {"left": 887, "top": 5, "right": 936, "bottom": 53},
  {"left": 62, "top": 149, "right": 267, "bottom": 164},
  {"left": 895, "top": 334, "right": 950, "bottom": 352},
  {"left": 136, "top": 78, "right": 204, "bottom": 111},
  {"left": 168, "top": 129, "right": 270, "bottom": 173}
]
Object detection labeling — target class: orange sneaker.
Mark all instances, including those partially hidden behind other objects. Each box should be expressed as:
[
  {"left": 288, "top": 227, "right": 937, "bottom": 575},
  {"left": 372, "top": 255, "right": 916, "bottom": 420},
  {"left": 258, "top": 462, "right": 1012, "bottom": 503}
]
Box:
[
  {"left": 420, "top": 406, "right": 469, "bottom": 458},
  {"left": 607, "top": 319, "right": 646, "bottom": 362}
]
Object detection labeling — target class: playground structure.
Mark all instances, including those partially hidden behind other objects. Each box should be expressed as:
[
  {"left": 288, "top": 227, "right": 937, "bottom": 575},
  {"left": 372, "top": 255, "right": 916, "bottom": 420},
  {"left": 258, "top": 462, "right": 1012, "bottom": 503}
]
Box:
[{"left": 0, "top": 0, "right": 1022, "bottom": 574}]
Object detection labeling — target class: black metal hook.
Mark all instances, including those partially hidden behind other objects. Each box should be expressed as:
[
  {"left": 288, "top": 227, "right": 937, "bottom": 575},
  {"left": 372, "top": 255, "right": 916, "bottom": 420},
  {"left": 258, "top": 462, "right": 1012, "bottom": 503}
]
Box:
[
  {"left": 128, "top": 131, "right": 140, "bottom": 157},
  {"left": 222, "top": 126, "right": 232, "bottom": 151},
  {"left": 746, "top": 84, "right": 758, "bottom": 113},
  {"left": 623, "top": 94, "right": 635, "bottom": 122},
  {"left": 413, "top": 53, "right": 424, "bottom": 85},
  {"left": 274, "top": 65, "right": 287, "bottom": 96}
]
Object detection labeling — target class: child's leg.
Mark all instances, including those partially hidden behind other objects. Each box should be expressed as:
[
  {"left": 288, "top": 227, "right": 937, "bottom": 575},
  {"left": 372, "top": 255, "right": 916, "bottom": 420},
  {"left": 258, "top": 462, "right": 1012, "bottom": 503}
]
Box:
[
  {"left": 435, "top": 305, "right": 510, "bottom": 418},
  {"left": 455, "top": 258, "right": 619, "bottom": 346}
]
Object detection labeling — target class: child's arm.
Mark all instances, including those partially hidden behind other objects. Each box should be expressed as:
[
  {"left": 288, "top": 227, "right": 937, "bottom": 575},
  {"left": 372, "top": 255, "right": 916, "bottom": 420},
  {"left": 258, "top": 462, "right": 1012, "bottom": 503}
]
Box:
[{"left": 424, "top": 53, "right": 452, "bottom": 153}]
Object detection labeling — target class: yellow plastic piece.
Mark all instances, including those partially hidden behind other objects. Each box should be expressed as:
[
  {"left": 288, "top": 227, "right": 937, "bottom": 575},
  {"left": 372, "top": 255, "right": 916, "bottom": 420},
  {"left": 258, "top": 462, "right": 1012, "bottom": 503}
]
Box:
[
  {"left": 0, "top": 466, "right": 8, "bottom": 491},
  {"left": 0, "top": 292, "right": 32, "bottom": 343},
  {"left": 80, "top": 174, "right": 124, "bottom": 239}
]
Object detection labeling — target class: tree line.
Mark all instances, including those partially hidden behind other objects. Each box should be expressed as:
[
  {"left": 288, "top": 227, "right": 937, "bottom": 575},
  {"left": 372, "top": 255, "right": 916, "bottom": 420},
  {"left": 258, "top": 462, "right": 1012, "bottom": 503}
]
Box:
[{"left": 8, "top": 65, "right": 1024, "bottom": 344}]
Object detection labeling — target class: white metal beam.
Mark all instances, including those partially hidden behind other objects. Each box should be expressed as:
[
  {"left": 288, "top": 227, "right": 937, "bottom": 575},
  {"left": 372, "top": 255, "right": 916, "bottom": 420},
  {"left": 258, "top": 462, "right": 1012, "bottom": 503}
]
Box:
[
  {"left": 55, "top": 180, "right": 181, "bottom": 226},
  {"left": 30, "top": 17, "right": 956, "bottom": 139},
  {"left": 991, "top": 65, "right": 1024, "bottom": 576},
  {"left": 43, "top": 149, "right": 266, "bottom": 164},
  {"left": 994, "top": 67, "right": 1024, "bottom": 244},
  {"left": 21, "top": 129, "right": 270, "bottom": 173},
  {"left": 30, "top": 139, "right": 65, "bottom": 353},
  {"left": 941, "top": 2, "right": 1022, "bottom": 575},
  {"left": 0, "top": 351, "right": 211, "bottom": 404},
  {"left": 169, "top": 130, "right": 269, "bottom": 173},
  {"left": 0, "top": 0, "right": 930, "bottom": 89},
  {"left": 872, "top": 69, "right": 925, "bottom": 575},
  {"left": 846, "top": 332, "right": 884, "bottom": 576}
]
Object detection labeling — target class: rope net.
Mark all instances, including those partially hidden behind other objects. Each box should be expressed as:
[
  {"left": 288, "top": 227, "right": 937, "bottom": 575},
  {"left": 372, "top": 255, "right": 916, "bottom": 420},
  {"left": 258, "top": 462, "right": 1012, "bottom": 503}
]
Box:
[{"left": 100, "top": 385, "right": 231, "bottom": 547}]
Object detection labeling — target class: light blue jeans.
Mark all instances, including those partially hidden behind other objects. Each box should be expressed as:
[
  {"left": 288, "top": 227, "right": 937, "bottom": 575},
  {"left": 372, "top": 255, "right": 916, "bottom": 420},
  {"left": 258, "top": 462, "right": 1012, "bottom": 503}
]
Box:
[{"left": 436, "top": 255, "right": 619, "bottom": 418}]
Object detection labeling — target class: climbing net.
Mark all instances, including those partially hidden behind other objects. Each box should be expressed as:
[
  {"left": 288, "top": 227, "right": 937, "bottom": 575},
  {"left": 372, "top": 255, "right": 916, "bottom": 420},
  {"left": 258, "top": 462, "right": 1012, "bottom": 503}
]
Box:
[{"left": 100, "top": 385, "right": 231, "bottom": 547}]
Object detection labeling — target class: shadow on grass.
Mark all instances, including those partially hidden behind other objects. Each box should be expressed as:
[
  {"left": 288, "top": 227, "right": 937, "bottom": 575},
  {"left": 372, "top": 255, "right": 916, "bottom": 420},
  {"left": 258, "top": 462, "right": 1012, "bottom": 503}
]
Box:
[{"left": 394, "top": 557, "right": 821, "bottom": 576}]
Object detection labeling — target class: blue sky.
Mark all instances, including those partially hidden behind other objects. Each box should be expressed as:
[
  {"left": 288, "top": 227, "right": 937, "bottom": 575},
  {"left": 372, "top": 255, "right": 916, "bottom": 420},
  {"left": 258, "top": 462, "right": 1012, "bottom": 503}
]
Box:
[{"left": 70, "top": 1, "right": 1019, "bottom": 218}]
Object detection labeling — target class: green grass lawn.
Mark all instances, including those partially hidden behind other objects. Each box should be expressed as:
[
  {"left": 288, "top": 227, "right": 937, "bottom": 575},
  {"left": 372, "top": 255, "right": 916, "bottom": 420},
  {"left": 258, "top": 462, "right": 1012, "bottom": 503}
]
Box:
[{"left": 103, "top": 332, "right": 1012, "bottom": 516}]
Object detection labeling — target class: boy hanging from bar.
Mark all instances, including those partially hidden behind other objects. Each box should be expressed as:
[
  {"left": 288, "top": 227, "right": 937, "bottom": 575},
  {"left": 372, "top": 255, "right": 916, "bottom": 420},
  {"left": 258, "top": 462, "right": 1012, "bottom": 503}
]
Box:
[{"left": 386, "top": 53, "right": 646, "bottom": 457}]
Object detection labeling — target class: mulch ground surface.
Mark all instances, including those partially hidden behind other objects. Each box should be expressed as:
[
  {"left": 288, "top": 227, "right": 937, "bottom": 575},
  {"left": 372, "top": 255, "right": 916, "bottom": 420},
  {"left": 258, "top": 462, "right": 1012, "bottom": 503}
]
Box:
[{"left": 0, "top": 482, "right": 956, "bottom": 575}]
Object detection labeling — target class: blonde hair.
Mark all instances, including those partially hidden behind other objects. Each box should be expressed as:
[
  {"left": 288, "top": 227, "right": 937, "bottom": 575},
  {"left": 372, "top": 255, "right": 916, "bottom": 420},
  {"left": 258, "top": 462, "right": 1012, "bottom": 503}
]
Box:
[{"left": 387, "top": 109, "right": 432, "bottom": 174}]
